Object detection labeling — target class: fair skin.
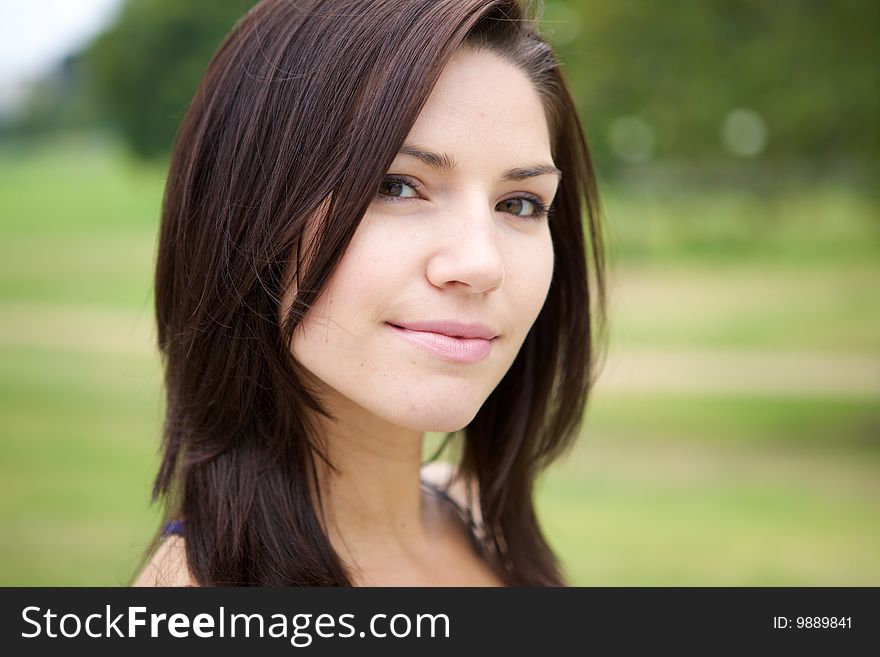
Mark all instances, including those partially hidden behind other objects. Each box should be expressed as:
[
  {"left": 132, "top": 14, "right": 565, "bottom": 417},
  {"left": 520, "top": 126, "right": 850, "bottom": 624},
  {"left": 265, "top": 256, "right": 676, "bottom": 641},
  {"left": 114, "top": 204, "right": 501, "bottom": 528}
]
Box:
[{"left": 134, "top": 47, "right": 558, "bottom": 587}]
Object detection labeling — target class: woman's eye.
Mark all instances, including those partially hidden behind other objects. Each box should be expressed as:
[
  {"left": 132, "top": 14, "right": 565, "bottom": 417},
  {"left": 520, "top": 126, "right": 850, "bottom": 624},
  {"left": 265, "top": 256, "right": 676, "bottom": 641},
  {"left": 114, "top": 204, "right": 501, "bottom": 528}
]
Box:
[
  {"left": 377, "top": 176, "right": 419, "bottom": 199},
  {"left": 497, "top": 196, "right": 549, "bottom": 219}
]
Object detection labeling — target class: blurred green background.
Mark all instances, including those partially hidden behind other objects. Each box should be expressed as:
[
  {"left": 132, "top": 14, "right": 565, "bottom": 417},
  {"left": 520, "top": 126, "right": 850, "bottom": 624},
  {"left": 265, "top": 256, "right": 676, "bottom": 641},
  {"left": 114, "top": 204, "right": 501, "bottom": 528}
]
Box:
[{"left": 0, "top": 0, "right": 877, "bottom": 585}]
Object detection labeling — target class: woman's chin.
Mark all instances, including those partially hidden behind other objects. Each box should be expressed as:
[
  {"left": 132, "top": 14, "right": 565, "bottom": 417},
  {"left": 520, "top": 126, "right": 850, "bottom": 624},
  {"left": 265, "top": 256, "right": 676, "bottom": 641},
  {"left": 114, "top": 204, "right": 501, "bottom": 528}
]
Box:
[{"left": 385, "top": 404, "right": 481, "bottom": 434}]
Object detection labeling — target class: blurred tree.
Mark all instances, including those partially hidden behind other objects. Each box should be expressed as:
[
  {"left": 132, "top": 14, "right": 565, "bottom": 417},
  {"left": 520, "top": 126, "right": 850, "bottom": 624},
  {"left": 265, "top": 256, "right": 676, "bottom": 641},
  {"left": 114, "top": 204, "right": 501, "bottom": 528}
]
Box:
[
  {"left": 87, "top": 0, "right": 256, "bottom": 158},
  {"left": 0, "top": 53, "right": 101, "bottom": 139},
  {"left": 542, "top": 0, "right": 880, "bottom": 180}
]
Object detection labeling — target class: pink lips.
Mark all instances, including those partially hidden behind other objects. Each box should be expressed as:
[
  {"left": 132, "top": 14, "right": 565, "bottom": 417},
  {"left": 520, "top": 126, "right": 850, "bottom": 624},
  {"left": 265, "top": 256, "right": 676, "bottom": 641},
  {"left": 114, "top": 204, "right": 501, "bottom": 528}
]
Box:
[{"left": 387, "top": 322, "right": 496, "bottom": 363}]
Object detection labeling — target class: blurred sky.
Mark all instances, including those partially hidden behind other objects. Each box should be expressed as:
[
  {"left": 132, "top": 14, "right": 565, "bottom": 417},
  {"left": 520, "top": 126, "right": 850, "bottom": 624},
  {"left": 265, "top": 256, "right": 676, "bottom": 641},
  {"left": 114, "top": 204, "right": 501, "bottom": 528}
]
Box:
[{"left": 0, "top": 0, "right": 121, "bottom": 114}]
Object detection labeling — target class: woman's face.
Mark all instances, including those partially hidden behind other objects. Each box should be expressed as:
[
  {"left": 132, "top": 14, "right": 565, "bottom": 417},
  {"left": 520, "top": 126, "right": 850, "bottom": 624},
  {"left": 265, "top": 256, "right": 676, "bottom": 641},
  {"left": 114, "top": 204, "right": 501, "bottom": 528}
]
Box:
[{"left": 290, "top": 48, "right": 558, "bottom": 433}]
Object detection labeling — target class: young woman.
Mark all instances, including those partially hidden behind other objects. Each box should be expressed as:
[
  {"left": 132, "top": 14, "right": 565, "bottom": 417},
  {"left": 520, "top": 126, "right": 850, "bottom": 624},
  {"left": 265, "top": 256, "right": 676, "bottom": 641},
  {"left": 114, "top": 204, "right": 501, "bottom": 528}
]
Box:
[{"left": 134, "top": 0, "right": 605, "bottom": 587}]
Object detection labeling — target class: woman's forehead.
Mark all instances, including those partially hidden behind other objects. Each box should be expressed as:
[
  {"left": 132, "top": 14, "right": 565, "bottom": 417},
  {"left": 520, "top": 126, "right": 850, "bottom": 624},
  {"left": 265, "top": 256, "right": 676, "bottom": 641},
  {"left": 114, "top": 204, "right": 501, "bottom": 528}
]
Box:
[{"left": 400, "top": 48, "right": 553, "bottom": 167}]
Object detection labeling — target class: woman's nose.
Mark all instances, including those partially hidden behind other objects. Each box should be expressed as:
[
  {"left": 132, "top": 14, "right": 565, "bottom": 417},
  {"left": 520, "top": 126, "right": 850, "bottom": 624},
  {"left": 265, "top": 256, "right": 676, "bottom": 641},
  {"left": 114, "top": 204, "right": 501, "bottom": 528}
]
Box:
[{"left": 425, "top": 205, "right": 505, "bottom": 294}]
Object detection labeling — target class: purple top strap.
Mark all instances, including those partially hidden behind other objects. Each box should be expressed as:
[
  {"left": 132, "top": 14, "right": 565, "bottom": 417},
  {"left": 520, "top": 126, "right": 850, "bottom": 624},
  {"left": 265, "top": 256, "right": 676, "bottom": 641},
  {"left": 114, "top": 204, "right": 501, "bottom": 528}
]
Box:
[{"left": 161, "top": 519, "right": 185, "bottom": 537}]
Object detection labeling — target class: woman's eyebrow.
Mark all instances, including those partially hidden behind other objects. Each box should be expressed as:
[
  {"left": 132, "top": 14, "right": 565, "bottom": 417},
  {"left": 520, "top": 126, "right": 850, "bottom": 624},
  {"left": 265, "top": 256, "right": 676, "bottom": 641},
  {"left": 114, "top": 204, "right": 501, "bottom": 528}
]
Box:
[
  {"left": 398, "top": 143, "right": 562, "bottom": 182},
  {"left": 502, "top": 164, "right": 562, "bottom": 182}
]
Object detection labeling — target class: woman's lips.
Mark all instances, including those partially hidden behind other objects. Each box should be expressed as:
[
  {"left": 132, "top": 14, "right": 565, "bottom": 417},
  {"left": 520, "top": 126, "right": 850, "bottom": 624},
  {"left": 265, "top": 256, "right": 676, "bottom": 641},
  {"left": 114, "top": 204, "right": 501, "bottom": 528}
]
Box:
[{"left": 386, "top": 323, "right": 494, "bottom": 363}]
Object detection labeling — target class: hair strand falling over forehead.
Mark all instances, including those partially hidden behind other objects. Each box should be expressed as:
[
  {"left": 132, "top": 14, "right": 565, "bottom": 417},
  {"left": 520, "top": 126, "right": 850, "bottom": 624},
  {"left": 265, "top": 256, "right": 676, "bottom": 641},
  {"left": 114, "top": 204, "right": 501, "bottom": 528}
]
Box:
[{"left": 145, "top": 0, "right": 606, "bottom": 587}]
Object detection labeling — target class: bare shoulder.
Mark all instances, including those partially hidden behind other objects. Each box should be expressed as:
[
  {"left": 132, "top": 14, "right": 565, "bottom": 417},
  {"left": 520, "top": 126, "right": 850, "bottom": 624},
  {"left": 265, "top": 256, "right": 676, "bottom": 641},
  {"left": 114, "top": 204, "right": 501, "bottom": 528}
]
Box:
[
  {"left": 420, "top": 461, "right": 482, "bottom": 523},
  {"left": 132, "top": 535, "right": 198, "bottom": 587}
]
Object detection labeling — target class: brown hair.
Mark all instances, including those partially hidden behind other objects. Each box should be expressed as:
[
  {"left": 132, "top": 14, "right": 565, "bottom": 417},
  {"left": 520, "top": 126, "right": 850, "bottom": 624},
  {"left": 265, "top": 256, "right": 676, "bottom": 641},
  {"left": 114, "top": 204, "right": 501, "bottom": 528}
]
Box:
[{"left": 147, "top": 0, "right": 605, "bottom": 586}]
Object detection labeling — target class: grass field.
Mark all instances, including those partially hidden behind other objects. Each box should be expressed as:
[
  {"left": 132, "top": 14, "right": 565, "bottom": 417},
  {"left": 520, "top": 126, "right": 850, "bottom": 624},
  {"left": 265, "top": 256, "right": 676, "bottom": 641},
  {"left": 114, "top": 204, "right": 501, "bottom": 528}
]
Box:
[{"left": 1, "top": 137, "right": 878, "bottom": 585}]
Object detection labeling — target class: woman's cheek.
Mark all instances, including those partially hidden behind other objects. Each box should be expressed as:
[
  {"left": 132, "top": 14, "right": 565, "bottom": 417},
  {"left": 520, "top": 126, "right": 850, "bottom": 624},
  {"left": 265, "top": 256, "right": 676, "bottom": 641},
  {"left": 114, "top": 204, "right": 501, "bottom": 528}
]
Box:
[
  {"left": 536, "top": 228, "right": 555, "bottom": 289},
  {"left": 512, "top": 232, "right": 555, "bottom": 320}
]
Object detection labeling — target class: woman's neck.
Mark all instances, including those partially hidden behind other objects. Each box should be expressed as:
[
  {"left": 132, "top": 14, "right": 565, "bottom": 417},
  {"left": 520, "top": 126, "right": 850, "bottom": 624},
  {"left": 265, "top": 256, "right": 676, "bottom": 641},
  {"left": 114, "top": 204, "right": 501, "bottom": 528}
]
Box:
[{"left": 307, "top": 391, "right": 440, "bottom": 565}]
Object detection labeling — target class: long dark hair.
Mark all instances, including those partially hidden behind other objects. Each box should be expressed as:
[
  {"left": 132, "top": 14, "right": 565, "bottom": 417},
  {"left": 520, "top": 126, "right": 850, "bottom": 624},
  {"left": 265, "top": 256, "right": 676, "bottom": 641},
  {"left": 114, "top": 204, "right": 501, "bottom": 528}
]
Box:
[{"left": 146, "top": 0, "right": 605, "bottom": 586}]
